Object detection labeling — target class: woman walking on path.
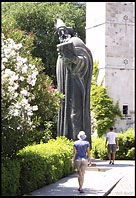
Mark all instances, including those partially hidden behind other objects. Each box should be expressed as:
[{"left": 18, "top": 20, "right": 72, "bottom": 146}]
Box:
[{"left": 72, "top": 131, "right": 91, "bottom": 193}]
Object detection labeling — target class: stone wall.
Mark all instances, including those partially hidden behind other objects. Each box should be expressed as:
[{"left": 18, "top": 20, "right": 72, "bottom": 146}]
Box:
[{"left": 86, "top": 2, "right": 135, "bottom": 132}]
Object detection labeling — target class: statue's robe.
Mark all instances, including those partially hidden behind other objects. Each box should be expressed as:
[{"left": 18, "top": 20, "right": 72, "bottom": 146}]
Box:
[{"left": 56, "top": 37, "right": 93, "bottom": 145}]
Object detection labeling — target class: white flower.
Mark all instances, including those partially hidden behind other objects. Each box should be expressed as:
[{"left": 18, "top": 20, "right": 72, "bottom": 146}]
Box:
[
  {"left": 4, "top": 68, "right": 13, "bottom": 77},
  {"left": 6, "top": 38, "right": 14, "bottom": 43},
  {"left": 10, "top": 49, "right": 16, "bottom": 57},
  {"left": 22, "top": 98, "right": 29, "bottom": 105},
  {"left": 20, "top": 76, "right": 25, "bottom": 81},
  {"left": 13, "top": 109, "right": 20, "bottom": 116},
  {"left": 2, "top": 57, "right": 8, "bottom": 63},
  {"left": 32, "top": 105, "right": 38, "bottom": 111},
  {"left": 16, "top": 60, "right": 23, "bottom": 67},
  {"left": 27, "top": 76, "right": 32, "bottom": 84},
  {"left": 16, "top": 56, "right": 23, "bottom": 66},
  {"left": 27, "top": 77, "right": 36, "bottom": 86},
  {"left": 31, "top": 94, "right": 35, "bottom": 100},
  {"left": 29, "top": 121, "right": 33, "bottom": 126},
  {"left": 20, "top": 89, "right": 28, "bottom": 96},
  {"left": 2, "top": 63, "right": 5, "bottom": 70},
  {"left": 22, "top": 58, "right": 27, "bottom": 64},
  {"left": 16, "top": 57, "right": 27, "bottom": 70},
  {"left": 14, "top": 102, "right": 21, "bottom": 109},
  {"left": 31, "top": 79, "right": 36, "bottom": 86},
  {"left": 22, "top": 64, "right": 28, "bottom": 73},
  {"left": 27, "top": 111, "right": 33, "bottom": 116},
  {"left": 29, "top": 64, "right": 35, "bottom": 69},
  {"left": 15, "top": 43, "right": 22, "bottom": 50},
  {"left": 1, "top": 33, "right": 5, "bottom": 39},
  {"left": 8, "top": 86, "right": 15, "bottom": 92},
  {"left": 32, "top": 70, "right": 39, "bottom": 78},
  {"left": 9, "top": 73, "right": 19, "bottom": 85},
  {"left": 14, "top": 92, "right": 19, "bottom": 98},
  {"left": 13, "top": 83, "right": 19, "bottom": 90}
]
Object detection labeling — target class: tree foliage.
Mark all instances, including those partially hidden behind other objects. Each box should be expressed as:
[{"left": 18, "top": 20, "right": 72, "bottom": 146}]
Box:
[
  {"left": 2, "top": 2, "right": 86, "bottom": 85},
  {"left": 91, "top": 61, "right": 123, "bottom": 137}
]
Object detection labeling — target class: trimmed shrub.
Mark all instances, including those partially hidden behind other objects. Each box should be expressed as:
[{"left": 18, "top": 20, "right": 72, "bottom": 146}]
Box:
[
  {"left": 91, "top": 137, "right": 107, "bottom": 160},
  {"left": 91, "top": 129, "right": 135, "bottom": 160},
  {"left": 17, "top": 137, "right": 75, "bottom": 195},
  {"left": 116, "top": 129, "right": 135, "bottom": 160},
  {"left": 1, "top": 159, "right": 21, "bottom": 196}
]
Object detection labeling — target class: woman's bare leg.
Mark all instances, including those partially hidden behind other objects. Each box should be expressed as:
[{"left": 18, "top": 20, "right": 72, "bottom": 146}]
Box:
[{"left": 77, "top": 170, "right": 85, "bottom": 190}]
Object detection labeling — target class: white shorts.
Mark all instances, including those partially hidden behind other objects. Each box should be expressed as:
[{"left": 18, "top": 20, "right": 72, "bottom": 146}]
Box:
[{"left": 75, "top": 159, "right": 88, "bottom": 171}]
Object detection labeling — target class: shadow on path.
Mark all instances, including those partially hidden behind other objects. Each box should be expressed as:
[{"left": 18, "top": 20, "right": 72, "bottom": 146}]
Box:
[
  {"left": 30, "top": 186, "right": 105, "bottom": 196},
  {"left": 96, "top": 163, "right": 134, "bottom": 168}
]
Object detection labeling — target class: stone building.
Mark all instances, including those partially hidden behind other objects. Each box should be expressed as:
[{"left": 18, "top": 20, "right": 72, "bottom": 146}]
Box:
[{"left": 86, "top": 2, "right": 135, "bottom": 132}]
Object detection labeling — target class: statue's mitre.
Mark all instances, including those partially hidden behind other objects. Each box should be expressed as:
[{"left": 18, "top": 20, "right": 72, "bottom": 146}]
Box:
[{"left": 56, "top": 19, "right": 66, "bottom": 29}]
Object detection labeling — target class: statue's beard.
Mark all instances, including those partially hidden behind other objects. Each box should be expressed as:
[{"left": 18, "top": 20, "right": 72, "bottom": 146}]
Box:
[{"left": 59, "top": 34, "right": 71, "bottom": 43}]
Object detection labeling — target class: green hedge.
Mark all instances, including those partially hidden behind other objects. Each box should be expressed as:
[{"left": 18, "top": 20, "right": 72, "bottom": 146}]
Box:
[
  {"left": 17, "top": 136, "right": 74, "bottom": 195},
  {"left": 116, "top": 129, "right": 135, "bottom": 159},
  {"left": 2, "top": 137, "right": 74, "bottom": 196},
  {"left": 91, "top": 137, "right": 107, "bottom": 160},
  {"left": 91, "top": 129, "right": 135, "bottom": 160},
  {"left": 1, "top": 159, "right": 21, "bottom": 196}
]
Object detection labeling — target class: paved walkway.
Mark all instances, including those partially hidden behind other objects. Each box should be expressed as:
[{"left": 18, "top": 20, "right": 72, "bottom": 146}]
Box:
[
  {"left": 108, "top": 161, "right": 135, "bottom": 196},
  {"left": 25, "top": 160, "right": 135, "bottom": 196}
]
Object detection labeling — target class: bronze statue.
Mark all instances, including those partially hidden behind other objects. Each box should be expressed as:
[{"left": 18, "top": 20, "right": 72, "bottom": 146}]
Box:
[{"left": 56, "top": 19, "right": 93, "bottom": 144}]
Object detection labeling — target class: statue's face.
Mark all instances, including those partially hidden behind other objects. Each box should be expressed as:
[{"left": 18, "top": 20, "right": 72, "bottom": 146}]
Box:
[{"left": 57, "top": 27, "right": 71, "bottom": 43}]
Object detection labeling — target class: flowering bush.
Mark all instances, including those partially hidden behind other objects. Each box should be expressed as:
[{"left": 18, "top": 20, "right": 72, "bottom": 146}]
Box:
[
  {"left": 1, "top": 30, "right": 64, "bottom": 158},
  {"left": 2, "top": 34, "right": 38, "bottom": 127},
  {"left": 1, "top": 34, "right": 40, "bottom": 158},
  {"left": 2, "top": 16, "right": 64, "bottom": 158}
]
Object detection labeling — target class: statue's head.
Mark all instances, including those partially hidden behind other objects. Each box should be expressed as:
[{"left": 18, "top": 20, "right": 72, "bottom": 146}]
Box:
[{"left": 56, "top": 19, "right": 76, "bottom": 43}]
